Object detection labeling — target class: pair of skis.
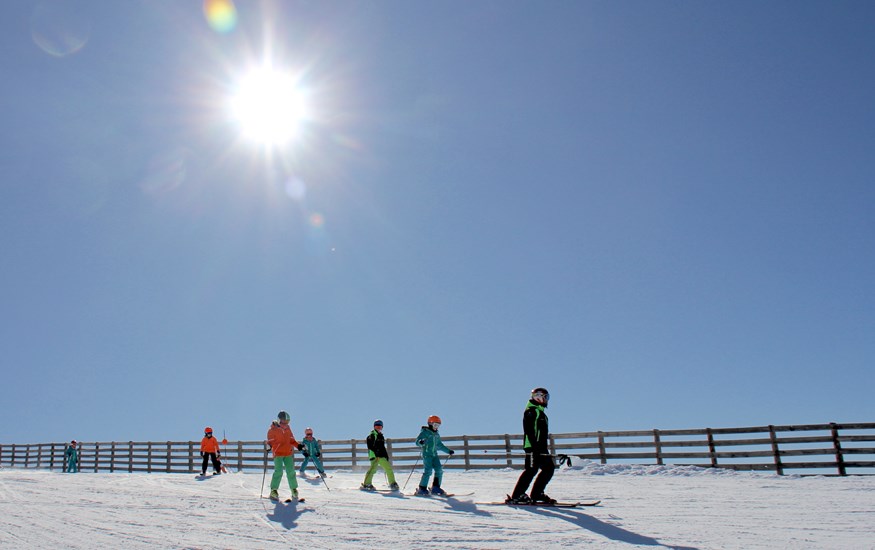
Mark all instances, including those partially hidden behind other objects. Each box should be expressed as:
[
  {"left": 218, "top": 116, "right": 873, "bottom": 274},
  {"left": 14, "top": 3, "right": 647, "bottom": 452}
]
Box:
[
  {"left": 263, "top": 495, "right": 306, "bottom": 504},
  {"left": 478, "top": 498, "right": 601, "bottom": 508}
]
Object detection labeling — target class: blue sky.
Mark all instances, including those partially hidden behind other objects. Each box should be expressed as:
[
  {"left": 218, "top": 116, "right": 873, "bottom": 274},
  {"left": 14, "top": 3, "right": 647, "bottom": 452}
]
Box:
[{"left": 2, "top": 1, "right": 873, "bottom": 445}]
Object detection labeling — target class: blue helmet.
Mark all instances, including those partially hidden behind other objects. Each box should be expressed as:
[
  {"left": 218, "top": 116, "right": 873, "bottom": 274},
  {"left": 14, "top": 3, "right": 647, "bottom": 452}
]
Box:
[{"left": 373, "top": 419, "right": 384, "bottom": 427}]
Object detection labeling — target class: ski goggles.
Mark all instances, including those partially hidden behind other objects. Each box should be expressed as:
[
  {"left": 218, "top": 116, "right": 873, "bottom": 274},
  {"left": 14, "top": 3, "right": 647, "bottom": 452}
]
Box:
[{"left": 533, "top": 391, "right": 549, "bottom": 404}]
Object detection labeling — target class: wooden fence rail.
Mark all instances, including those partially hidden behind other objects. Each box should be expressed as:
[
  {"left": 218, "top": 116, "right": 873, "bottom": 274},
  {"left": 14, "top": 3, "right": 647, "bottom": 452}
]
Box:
[{"left": 2, "top": 422, "right": 872, "bottom": 476}]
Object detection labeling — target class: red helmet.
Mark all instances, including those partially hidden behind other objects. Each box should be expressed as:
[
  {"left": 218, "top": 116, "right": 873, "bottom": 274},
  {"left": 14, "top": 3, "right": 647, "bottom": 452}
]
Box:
[
  {"left": 427, "top": 415, "right": 442, "bottom": 425},
  {"left": 204, "top": 427, "right": 213, "bottom": 434}
]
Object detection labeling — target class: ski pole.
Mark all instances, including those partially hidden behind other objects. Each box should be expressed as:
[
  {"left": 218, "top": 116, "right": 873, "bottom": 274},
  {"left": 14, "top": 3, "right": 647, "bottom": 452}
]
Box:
[
  {"left": 402, "top": 455, "right": 421, "bottom": 492},
  {"left": 317, "top": 468, "right": 331, "bottom": 491},
  {"left": 260, "top": 442, "right": 269, "bottom": 498}
]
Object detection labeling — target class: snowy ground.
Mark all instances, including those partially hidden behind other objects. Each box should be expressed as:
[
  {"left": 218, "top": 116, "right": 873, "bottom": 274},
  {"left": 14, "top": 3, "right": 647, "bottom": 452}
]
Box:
[{"left": 1, "top": 463, "right": 873, "bottom": 549}]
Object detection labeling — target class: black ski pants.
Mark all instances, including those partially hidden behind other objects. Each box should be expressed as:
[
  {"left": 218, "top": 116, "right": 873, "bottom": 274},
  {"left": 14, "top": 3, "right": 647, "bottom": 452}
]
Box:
[
  {"left": 512, "top": 452, "right": 555, "bottom": 499},
  {"left": 202, "top": 452, "right": 221, "bottom": 474}
]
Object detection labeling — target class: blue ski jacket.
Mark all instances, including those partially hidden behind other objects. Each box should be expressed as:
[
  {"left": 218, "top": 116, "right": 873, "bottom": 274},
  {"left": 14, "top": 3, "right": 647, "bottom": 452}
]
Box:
[{"left": 415, "top": 426, "right": 451, "bottom": 458}]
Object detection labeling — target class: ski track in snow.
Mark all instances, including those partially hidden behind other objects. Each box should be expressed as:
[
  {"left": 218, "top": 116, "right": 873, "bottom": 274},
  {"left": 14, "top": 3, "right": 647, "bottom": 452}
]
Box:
[{"left": 0, "top": 463, "right": 873, "bottom": 549}]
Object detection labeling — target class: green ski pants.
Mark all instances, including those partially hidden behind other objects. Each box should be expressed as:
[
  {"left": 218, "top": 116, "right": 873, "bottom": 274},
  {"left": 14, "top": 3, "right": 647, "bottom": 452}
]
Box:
[
  {"left": 270, "top": 456, "right": 299, "bottom": 491},
  {"left": 363, "top": 457, "right": 396, "bottom": 486}
]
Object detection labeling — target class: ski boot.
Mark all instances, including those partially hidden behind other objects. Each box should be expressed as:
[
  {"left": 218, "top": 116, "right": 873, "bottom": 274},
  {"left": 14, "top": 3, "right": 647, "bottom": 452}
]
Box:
[
  {"left": 414, "top": 485, "right": 430, "bottom": 496},
  {"left": 506, "top": 493, "right": 532, "bottom": 504},
  {"left": 269, "top": 489, "right": 279, "bottom": 501},
  {"left": 388, "top": 482, "right": 400, "bottom": 491},
  {"left": 531, "top": 493, "right": 556, "bottom": 505},
  {"left": 360, "top": 483, "right": 376, "bottom": 491},
  {"left": 291, "top": 489, "right": 299, "bottom": 501},
  {"left": 430, "top": 486, "right": 447, "bottom": 496}
]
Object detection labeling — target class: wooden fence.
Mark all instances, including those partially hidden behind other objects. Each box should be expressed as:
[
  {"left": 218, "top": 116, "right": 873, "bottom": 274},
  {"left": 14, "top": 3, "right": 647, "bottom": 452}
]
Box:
[{"left": 2, "top": 422, "right": 873, "bottom": 476}]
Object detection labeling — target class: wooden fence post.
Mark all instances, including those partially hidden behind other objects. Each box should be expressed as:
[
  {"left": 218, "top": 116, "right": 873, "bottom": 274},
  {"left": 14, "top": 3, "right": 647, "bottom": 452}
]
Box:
[
  {"left": 350, "top": 439, "right": 357, "bottom": 469},
  {"left": 94, "top": 443, "right": 100, "bottom": 472},
  {"left": 49, "top": 443, "right": 56, "bottom": 471},
  {"left": 504, "top": 434, "right": 513, "bottom": 467},
  {"left": 110, "top": 442, "right": 117, "bottom": 473},
  {"left": 462, "top": 436, "right": 471, "bottom": 470},
  {"left": 128, "top": 442, "right": 134, "bottom": 473},
  {"left": 166, "top": 442, "right": 172, "bottom": 473},
  {"left": 830, "top": 423, "right": 846, "bottom": 476},
  {"left": 237, "top": 441, "right": 243, "bottom": 472},
  {"left": 768, "top": 425, "right": 784, "bottom": 475},
  {"left": 653, "top": 430, "right": 664, "bottom": 466},
  {"left": 706, "top": 428, "right": 718, "bottom": 468},
  {"left": 597, "top": 432, "right": 607, "bottom": 464},
  {"left": 147, "top": 442, "right": 153, "bottom": 473},
  {"left": 186, "top": 441, "right": 194, "bottom": 472}
]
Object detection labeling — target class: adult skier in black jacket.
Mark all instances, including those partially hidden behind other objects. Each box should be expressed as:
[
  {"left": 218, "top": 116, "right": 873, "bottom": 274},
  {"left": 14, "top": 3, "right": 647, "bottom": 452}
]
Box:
[{"left": 508, "top": 387, "right": 556, "bottom": 504}]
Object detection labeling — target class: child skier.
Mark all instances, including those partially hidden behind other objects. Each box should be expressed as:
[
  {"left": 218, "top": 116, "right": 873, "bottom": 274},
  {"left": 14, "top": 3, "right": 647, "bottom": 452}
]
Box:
[
  {"left": 414, "top": 415, "right": 454, "bottom": 495},
  {"left": 508, "top": 387, "right": 556, "bottom": 504},
  {"left": 64, "top": 440, "right": 79, "bottom": 473},
  {"left": 361, "top": 419, "right": 399, "bottom": 491},
  {"left": 200, "top": 427, "right": 222, "bottom": 476},
  {"left": 297, "top": 427, "right": 326, "bottom": 477},
  {"left": 266, "top": 410, "right": 301, "bottom": 501}
]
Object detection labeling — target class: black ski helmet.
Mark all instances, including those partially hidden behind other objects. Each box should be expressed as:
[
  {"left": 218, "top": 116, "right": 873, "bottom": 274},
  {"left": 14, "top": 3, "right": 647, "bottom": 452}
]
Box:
[
  {"left": 278, "top": 410, "right": 291, "bottom": 422},
  {"left": 373, "top": 419, "right": 384, "bottom": 427},
  {"left": 531, "top": 387, "right": 550, "bottom": 406}
]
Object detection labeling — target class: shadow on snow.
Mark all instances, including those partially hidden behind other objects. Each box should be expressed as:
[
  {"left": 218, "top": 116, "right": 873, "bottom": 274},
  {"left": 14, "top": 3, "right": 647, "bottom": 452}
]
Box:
[
  {"left": 265, "top": 501, "right": 312, "bottom": 530},
  {"left": 515, "top": 506, "right": 699, "bottom": 550}
]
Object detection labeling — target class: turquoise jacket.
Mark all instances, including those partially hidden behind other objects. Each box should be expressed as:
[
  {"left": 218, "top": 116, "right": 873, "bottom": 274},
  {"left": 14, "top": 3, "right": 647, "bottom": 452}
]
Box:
[
  {"left": 415, "top": 426, "right": 451, "bottom": 458},
  {"left": 299, "top": 436, "right": 321, "bottom": 457}
]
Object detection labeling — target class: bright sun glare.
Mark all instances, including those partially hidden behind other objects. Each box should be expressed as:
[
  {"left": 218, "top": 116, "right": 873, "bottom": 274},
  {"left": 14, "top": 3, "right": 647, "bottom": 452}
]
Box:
[{"left": 231, "top": 68, "right": 308, "bottom": 146}]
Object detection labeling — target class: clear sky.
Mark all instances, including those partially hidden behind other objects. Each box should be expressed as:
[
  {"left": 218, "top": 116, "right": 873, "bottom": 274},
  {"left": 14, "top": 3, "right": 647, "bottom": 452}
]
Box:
[{"left": 2, "top": 0, "right": 873, "bottom": 445}]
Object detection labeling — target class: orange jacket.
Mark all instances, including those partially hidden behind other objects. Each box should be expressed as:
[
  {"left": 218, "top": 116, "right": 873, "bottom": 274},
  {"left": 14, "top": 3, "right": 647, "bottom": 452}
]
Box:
[
  {"left": 267, "top": 422, "right": 299, "bottom": 457},
  {"left": 201, "top": 436, "right": 221, "bottom": 454}
]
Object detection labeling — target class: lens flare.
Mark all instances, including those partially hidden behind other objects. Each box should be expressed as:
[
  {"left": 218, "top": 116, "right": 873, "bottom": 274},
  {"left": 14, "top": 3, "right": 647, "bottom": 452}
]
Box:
[
  {"left": 31, "top": 2, "right": 92, "bottom": 57},
  {"left": 203, "top": 0, "right": 238, "bottom": 33},
  {"left": 309, "top": 213, "right": 325, "bottom": 228}
]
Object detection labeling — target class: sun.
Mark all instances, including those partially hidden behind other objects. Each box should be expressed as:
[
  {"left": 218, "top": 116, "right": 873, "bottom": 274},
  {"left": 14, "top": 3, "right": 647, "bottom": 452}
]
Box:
[{"left": 231, "top": 67, "right": 309, "bottom": 146}]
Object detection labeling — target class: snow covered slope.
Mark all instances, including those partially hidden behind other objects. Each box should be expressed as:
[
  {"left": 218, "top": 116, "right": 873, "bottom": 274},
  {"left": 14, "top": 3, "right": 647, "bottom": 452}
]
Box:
[{"left": 1, "top": 463, "right": 872, "bottom": 549}]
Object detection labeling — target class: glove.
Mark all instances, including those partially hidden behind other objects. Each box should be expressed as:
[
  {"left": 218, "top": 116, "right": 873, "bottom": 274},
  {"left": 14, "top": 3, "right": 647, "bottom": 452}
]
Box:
[
  {"left": 297, "top": 444, "right": 304, "bottom": 451},
  {"left": 370, "top": 457, "right": 375, "bottom": 461},
  {"left": 448, "top": 449, "right": 455, "bottom": 455},
  {"left": 417, "top": 439, "right": 425, "bottom": 446},
  {"left": 302, "top": 449, "right": 310, "bottom": 457},
  {"left": 315, "top": 452, "right": 320, "bottom": 457},
  {"left": 200, "top": 452, "right": 204, "bottom": 457}
]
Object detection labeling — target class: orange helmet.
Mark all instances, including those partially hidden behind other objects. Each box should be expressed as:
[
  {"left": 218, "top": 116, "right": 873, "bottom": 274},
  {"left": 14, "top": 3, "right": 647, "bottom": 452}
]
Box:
[
  {"left": 204, "top": 427, "right": 213, "bottom": 434},
  {"left": 427, "top": 415, "right": 441, "bottom": 425}
]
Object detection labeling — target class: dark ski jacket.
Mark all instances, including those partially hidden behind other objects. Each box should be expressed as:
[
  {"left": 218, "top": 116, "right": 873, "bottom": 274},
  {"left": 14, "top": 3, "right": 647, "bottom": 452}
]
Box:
[
  {"left": 366, "top": 429, "right": 389, "bottom": 460},
  {"left": 522, "top": 400, "right": 549, "bottom": 454}
]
